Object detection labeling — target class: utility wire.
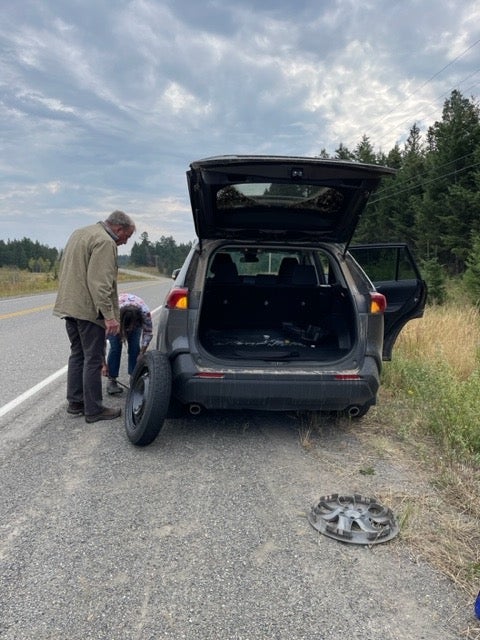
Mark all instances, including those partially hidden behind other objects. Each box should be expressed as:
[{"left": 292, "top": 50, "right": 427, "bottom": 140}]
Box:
[
  {"left": 361, "top": 39, "right": 480, "bottom": 146},
  {"left": 375, "top": 68, "right": 480, "bottom": 147},
  {"left": 372, "top": 149, "right": 479, "bottom": 200},
  {"left": 416, "top": 37, "right": 480, "bottom": 91},
  {"left": 368, "top": 159, "right": 480, "bottom": 206}
]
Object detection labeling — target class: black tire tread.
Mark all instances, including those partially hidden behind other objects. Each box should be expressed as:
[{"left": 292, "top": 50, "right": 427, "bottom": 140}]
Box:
[{"left": 125, "top": 351, "right": 172, "bottom": 446}]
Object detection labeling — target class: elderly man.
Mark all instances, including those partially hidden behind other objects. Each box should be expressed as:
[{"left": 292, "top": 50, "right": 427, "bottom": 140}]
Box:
[{"left": 54, "top": 210, "right": 135, "bottom": 423}]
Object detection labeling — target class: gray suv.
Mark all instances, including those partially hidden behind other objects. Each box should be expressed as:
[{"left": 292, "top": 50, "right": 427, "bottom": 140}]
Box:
[{"left": 126, "top": 156, "right": 426, "bottom": 446}]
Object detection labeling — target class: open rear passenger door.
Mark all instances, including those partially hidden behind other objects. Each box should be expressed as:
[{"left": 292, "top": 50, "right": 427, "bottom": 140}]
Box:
[{"left": 349, "top": 244, "right": 427, "bottom": 360}]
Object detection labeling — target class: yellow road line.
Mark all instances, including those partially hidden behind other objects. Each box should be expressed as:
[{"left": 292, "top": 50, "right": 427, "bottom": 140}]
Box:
[
  {"left": 0, "top": 304, "right": 54, "bottom": 320},
  {"left": 0, "top": 281, "right": 163, "bottom": 320}
]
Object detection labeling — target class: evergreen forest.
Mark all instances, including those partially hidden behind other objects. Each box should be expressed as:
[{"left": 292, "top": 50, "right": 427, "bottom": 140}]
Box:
[{"left": 0, "top": 237, "right": 59, "bottom": 273}]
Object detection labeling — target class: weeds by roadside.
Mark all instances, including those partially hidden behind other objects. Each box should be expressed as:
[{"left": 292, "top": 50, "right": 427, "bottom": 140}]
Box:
[{"left": 297, "top": 406, "right": 479, "bottom": 637}]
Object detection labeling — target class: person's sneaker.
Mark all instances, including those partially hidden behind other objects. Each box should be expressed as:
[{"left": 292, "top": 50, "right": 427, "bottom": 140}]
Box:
[
  {"left": 67, "top": 401, "right": 84, "bottom": 415},
  {"left": 107, "top": 378, "right": 123, "bottom": 395},
  {"left": 85, "top": 407, "right": 122, "bottom": 423}
]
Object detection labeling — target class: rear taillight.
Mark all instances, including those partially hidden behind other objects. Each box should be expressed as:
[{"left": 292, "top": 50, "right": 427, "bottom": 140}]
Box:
[
  {"left": 165, "top": 287, "right": 188, "bottom": 309},
  {"left": 369, "top": 292, "right": 387, "bottom": 314}
]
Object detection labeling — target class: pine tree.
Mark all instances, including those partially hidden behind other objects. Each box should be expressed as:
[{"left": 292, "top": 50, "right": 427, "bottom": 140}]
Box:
[
  {"left": 416, "top": 90, "right": 480, "bottom": 273},
  {"left": 353, "top": 135, "right": 377, "bottom": 164}
]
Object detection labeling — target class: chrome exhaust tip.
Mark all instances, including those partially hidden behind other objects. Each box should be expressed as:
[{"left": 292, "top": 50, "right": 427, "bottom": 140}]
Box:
[{"left": 188, "top": 403, "right": 202, "bottom": 416}]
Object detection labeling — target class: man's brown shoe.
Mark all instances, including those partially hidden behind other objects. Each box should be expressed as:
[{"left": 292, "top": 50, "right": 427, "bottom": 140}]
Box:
[
  {"left": 67, "top": 402, "right": 84, "bottom": 415},
  {"left": 85, "top": 407, "right": 121, "bottom": 423}
]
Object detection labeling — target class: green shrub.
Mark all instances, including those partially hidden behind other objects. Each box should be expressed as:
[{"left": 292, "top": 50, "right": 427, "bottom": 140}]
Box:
[
  {"left": 383, "top": 354, "right": 480, "bottom": 463},
  {"left": 421, "top": 256, "right": 446, "bottom": 305},
  {"left": 463, "top": 233, "right": 480, "bottom": 306}
]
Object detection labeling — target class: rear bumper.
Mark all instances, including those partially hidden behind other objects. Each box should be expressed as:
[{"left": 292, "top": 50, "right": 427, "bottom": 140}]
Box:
[{"left": 171, "top": 354, "right": 380, "bottom": 412}]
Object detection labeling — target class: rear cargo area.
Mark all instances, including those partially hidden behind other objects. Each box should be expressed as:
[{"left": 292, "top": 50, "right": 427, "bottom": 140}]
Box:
[{"left": 198, "top": 259, "right": 356, "bottom": 361}]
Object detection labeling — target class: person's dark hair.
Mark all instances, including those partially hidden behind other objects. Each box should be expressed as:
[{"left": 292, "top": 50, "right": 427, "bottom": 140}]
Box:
[
  {"left": 120, "top": 305, "right": 142, "bottom": 341},
  {"left": 106, "top": 210, "right": 135, "bottom": 230}
]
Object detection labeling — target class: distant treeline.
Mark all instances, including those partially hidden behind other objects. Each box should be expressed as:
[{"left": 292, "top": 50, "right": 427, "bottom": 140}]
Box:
[
  {"left": 0, "top": 233, "right": 192, "bottom": 278},
  {"left": 130, "top": 233, "right": 193, "bottom": 275},
  {"left": 0, "top": 238, "right": 59, "bottom": 272}
]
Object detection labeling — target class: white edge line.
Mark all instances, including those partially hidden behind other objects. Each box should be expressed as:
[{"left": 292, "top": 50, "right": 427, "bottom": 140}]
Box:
[
  {"left": 0, "top": 304, "right": 164, "bottom": 419},
  {"left": 0, "top": 366, "right": 68, "bottom": 419}
]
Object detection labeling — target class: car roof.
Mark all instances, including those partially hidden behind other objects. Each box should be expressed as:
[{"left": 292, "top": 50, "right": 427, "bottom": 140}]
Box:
[{"left": 187, "top": 155, "right": 395, "bottom": 244}]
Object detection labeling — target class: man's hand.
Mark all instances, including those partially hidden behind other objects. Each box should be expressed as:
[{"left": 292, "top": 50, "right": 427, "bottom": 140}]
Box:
[{"left": 105, "top": 318, "right": 120, "bottom": 336}]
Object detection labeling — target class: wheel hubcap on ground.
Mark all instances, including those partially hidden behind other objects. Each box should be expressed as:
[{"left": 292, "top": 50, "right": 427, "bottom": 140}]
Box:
[{"left": 308, "top": 493, "right": 399, "bottom": 544}]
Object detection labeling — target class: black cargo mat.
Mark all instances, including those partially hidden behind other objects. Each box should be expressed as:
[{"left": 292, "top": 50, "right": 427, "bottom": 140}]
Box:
[{"left": 201, "top": 328, "right": 346, "bottom": 361}]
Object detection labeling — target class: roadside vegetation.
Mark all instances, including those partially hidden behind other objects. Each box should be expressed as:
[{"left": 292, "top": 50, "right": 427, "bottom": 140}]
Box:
[
  {"left": 0, "top": 266, "right": 59, "bottom": 296},
  {"left": 380, "top": 302, "right": 479, "bottom": 602},
  {"left": 384, "top": 302, "right": 480, "bottom": 465},
  {"left": 301, "top": 296, "right": 480, "bottom": 621},
  {"left": 0, "top": 266, "right": 156, "bottom": 298}
]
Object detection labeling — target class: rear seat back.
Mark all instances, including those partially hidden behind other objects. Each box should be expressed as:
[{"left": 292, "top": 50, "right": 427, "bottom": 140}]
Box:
[
  {"left": 202, "top": 265, "right": 335, "bottom": 331},
  {"left": 290, "top": 264, "right": 318, "bottom": 286}
]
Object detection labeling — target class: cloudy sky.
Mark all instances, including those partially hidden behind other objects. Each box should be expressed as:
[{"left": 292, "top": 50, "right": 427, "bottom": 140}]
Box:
[{"left": 2, "top": 0, "right": 480, "bottom": 251}]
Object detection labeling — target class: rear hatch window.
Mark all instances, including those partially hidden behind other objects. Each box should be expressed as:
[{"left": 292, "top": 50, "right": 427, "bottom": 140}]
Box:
[{"left": 188, "top": 156, "right": 394, "bottom": 244}]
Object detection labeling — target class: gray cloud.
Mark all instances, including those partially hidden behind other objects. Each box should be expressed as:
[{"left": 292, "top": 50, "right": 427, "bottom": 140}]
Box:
[{"left": 1, "top": 0, "right": 479, "bottom": 249}]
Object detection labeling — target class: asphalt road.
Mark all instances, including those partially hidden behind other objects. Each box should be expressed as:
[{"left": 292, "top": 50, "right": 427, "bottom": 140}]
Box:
[{"left": 0, "top": 278, "right": 474, "bottom": 639}]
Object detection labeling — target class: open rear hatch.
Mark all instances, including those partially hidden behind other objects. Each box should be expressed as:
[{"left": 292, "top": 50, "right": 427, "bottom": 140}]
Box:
[{"left": 187, "top": 156, "right": 395, "bottom": 245}]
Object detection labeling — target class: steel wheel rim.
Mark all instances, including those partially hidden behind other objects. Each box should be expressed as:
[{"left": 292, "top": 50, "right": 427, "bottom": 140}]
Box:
[{"left": 130, "top": 371, "right": 150, "bottom": 425}]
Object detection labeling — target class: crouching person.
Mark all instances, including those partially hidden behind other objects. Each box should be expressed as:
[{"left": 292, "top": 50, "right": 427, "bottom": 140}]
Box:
[{"left": 106, "top": 293, "right": 153, "bottom": 395}]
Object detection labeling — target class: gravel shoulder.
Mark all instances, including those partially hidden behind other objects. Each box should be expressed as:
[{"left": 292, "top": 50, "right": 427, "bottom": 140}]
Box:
[{"left": 0, "top": 388, "right": 478, "bottom": 640}]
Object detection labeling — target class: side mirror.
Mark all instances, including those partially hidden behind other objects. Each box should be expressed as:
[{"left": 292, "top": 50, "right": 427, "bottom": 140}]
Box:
[{"left": 171, "top": 268, "right": 181, "bottom": 280}]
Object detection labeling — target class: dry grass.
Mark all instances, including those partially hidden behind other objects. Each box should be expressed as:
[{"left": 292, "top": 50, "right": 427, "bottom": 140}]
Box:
[
  {"left": 364, "top": 408, "right": 480, "bottom": 638},
  {"left": 383, "top": 305, "right": 480, "bottom": 462},
  {"left": 378, "top": 305, "right": 480, "bottom": 605},
  {"left": 379, "top": 435, "right": 480, "bottom": 595},
  {"left": 395, "top": 305, "right": 480, "bottom": 380},
  {"left": 0, "top": 267, "right": 58, "bottom": 297},
  {"left": 302, "top": 406, "right": 479, "bottom": 608},
  {"left": 0, "top": 266, "right": 151, "bottom": 298}
]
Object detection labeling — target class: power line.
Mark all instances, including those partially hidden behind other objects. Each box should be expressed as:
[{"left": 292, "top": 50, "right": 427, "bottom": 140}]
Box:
[
  {"left": 361, "top": 39, "right": 480, "bottom": 146},
  {"left": 369, "top": 158, "right": 480, "bottom": 206},
  {"left": 372, "top": 149, "right": 479, "bottom": 201},
  {"left": 417, "top": 37, "right": 480, "bottom": 91}
]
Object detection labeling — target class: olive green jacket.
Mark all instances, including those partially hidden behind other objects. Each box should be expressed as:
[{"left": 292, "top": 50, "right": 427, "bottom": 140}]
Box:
[{"left": 53, "top": 222, "right": 120, "bottom": 327}]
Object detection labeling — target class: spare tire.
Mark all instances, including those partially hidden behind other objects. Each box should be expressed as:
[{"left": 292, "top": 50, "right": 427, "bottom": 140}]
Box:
[{"left": 125, "top": 351, "right": 172, "bottom": 446}]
